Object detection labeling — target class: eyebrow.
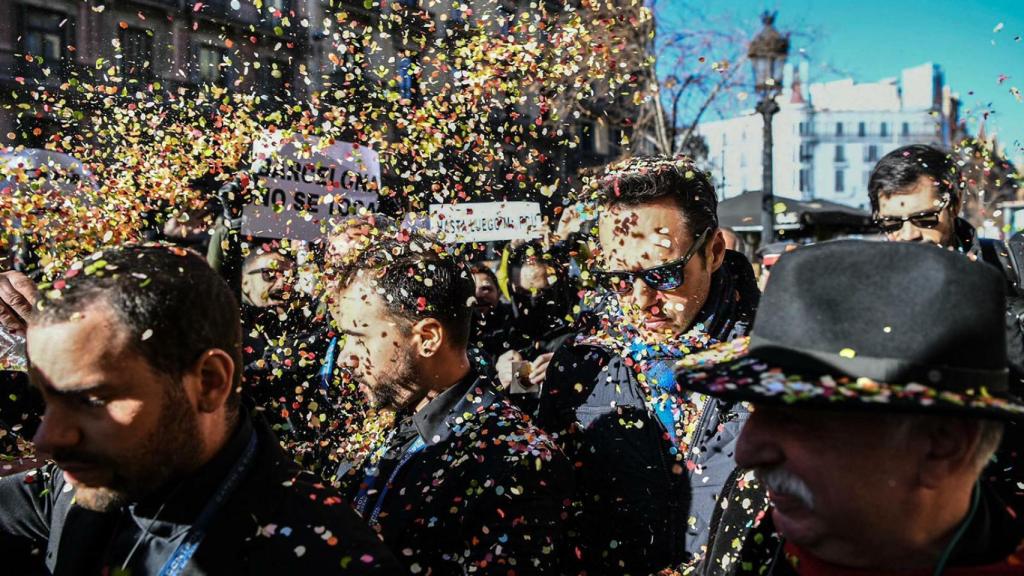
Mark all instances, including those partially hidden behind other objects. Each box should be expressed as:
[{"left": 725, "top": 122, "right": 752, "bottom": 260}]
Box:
[
  {"left": 337, "top": 327, "right": 365, "bottom": 338},
  {"left": 33, "top": 379, "right": 114, "bottom": 400}
]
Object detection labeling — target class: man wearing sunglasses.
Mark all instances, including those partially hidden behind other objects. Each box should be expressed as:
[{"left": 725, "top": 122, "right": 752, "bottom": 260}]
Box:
[
  {"left": 538, "top": 155, "right": 762, "bottom": 574},
  {"left": 869, "top": 143, "right": 1024, "bottom": 509}
]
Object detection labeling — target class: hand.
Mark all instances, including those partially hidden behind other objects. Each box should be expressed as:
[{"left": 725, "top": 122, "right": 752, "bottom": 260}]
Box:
[
  {"left": 528, "top": 352, "right": 554, "bottom": 387},
  {"left": 0, "top": 271, "right": 40, "bottom": 336},
  {"left": 496, "top": 349, "right": 524, "bottom": 389}
]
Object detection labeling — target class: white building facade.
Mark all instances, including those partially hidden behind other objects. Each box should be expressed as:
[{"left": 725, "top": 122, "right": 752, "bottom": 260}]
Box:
[{"left": 697, "top": 62, "right": 959, "bottom": 210}]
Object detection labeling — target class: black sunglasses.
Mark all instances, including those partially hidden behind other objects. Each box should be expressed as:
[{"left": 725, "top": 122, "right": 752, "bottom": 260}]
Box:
[
  {"left": 873, "top": 196, "right": 950, "bottom": 234},
  {"left": 594, "top": 228, "right": 710, "bottom": 295}
]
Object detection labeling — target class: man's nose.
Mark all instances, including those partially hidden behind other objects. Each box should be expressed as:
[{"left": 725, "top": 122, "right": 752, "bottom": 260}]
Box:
[
  {"left": 32, "top": 405, "right": 82, "bottom": 457},
  {"left": 628, "top": 278, "right": 658, "bottom": 310},
  {"left": 734, "top": 408, "right": 784, "bottom": 470},
  {"left": 896, "top": 220, "right": 921, "bottom": 242}
]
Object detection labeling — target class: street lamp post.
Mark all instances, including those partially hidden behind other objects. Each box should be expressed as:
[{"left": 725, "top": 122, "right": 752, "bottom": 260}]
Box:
[{"left": 748, "top": 12, "right": 790, "bottom": 248}]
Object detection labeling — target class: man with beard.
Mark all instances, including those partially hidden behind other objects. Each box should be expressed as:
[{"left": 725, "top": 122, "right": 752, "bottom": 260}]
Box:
[
  {"left": 676, "top": 241, "right": 1024, "bottom": 575},
  {"left": 327, "top": 228, "right": 572, "bottom": 574},
  {"left": 0, "top": 245, "right": 400, "bottom": 575},
  {"left": 537, "top": 155, "right": 762, "bottom": 574}
]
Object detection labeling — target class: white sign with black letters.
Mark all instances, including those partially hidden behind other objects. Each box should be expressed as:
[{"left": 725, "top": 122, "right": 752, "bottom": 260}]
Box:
[
  {"left": 429, "top": 202, "right": 543, "bottom": 243},
  {"left": 242, "top": 134, "right": 380, "bottom": 240}
]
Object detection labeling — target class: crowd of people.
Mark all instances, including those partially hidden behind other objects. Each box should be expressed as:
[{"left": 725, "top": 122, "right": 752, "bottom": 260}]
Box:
[{"left": 0, "top": 143, "right": 1022, "bottom": 575}]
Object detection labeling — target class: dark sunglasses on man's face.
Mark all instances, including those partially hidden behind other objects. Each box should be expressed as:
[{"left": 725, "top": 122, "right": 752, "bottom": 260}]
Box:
[
  {"left": 594, "top": 228, "right": 710, "bottom": 295},
  {"left": 873, "top": 196, "right": 950, "bottom": 234}
]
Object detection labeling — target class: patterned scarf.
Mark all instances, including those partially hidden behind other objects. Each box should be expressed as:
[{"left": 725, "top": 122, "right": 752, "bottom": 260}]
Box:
[{"left": 577, "top": 252, "right": 757, "bottom": 452}]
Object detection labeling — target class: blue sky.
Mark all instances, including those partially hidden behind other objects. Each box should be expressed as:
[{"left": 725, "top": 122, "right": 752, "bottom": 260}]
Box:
[{"left": 655, "top": 0, "right": 1024, "bottom": 161}]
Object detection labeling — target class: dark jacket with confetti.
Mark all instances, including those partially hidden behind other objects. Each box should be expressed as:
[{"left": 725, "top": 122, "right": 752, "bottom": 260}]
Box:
[
  {"left": 335, "top": 366, "right": 573, "bottom": 575},
  {"left": 0, "top": 409, "right": 401, "bottom": 575},
  {"left": 954, "top": 219, "right": 1024, "bottom": 508},
  {"left": 538, "top": 250, "right": 764, "bottom": 575}
]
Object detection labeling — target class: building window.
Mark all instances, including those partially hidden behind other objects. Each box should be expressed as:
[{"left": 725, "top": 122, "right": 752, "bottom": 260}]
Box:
[
  {"left": 835, "top": 122, "right": 843, "bottom": 136},
  {"left": 834, "top": 144, "right": 846, "bottom": 163},
  {"left": 799, "top": 168, "right": 810, "bottom": 192},
  {"left": 196, "top": 45, "right": 229, "bottom": 86},
  {"left": 120, "top": 28, "right": 153, "bottom": 84},
  {"left": 21, "top": 9, "right": 70, "bottom": 81},
  {"left": 865, "top": 144, "right": 879, "bottom": 163},
  {"left": 259, "top": 59, "right": 289, "bottom": 103},
  {"left": 579, "top": 121, "right": 595, "bottom": 155},
  {"left": 880, "top": 122, "right": 889, "bottom": 137},
  {"left": 858, "top": 122, "right": 866, "bottom": 137},
  {"left": 263, "top": 0, "right": 289, "bottom": 15},
  {"left": 902, "top": 122, "right": 910, "bottom": 136},
  {"left": 835, "top": 169, "right": 845, "bottom": 192},
  {"left": 799, "top": 143, "right": 813, "bottom": 161}
]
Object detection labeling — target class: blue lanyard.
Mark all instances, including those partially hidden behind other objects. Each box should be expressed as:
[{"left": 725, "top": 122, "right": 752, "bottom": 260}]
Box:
[
  {"left": 319, "top": 337, "right": 338, "bottom": 390},
  {"left": 354, "top": 436, "right": 427, "bottom": 525},
  {"left": 157, "top": 429, "right": 259, "bottom": 576}
]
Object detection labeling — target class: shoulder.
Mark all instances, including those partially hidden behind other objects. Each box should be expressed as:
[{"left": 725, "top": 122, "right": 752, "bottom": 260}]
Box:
[
  {"left": 233, "top": 468, "right": 400, "bottom": 572},
  {"left": 545, "top": 341, "right": 637, "bottom": 401},
  {"left": 465, "top": 383, "right": 568, "bottom": 466}
]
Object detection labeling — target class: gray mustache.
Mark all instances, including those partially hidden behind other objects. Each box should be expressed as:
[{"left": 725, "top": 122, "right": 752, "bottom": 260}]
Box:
[{"left": 756, "top": 466, "right": 815, "bottom": 510}]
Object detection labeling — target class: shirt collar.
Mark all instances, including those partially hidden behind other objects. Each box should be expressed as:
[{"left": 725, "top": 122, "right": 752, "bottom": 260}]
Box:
[{"left": 409, "top": 365, "right": 498, "bottom": 446}]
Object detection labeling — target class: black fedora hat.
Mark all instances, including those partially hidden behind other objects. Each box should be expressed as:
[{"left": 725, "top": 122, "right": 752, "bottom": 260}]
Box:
[{"left": 676, "top": 240, "right": 1024, "bottom": 419}]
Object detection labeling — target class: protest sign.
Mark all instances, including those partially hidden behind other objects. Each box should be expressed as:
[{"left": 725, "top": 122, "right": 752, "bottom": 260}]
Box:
[
  {"left": 429, "top": 201, "right": 543, "bottom": 243},
  {"left": 242, "top": 134, "right": 380, "bottom": 240}
]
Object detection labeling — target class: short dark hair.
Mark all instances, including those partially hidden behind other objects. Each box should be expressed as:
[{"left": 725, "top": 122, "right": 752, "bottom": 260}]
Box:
[
  {"left": 35, "top": 244, "right": 243, "bottom": 414},
  {"left": 868, "top": 144, "right": 962, "bottom": 214},
  {"left": 337, "top": 230, "right": 475, "bottom": 348},
  {"left": 469, "top": 263, "right": 498, "bottom": 285},
  {"left": 592, "top": 155, "right": 719, "bottom": 235}
]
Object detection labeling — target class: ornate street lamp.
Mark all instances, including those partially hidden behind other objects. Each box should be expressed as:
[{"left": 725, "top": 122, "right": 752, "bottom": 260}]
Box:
[{"left": 748, "top": 11, "right": 789, "bottom": 247}]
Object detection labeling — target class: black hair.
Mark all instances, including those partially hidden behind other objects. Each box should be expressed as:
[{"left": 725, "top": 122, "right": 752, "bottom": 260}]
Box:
[
  {"left": 469, "top": 263, "right": 498, "bottom": 285},
  {"left": 339, "top": 230, "right": 475, "bottom": 348},
  {"left": 35, "top": 244, "right": 243, "bottom": 415},
  {"left": 868, "top": 144, "right": 962, "bottom": 214},
  {"left": 592, "top": 155, "right": 719, "bottom": 237}
]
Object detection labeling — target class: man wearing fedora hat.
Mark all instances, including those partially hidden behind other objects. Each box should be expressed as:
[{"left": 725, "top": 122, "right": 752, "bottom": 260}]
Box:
[{"left": 677, "top": 240, "right": 1024, "bottom": 575}]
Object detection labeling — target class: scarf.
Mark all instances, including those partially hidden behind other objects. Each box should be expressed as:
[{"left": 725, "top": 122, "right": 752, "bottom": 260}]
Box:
[{"left": 577, "top": 251, "right": 757, "bottom": 452}]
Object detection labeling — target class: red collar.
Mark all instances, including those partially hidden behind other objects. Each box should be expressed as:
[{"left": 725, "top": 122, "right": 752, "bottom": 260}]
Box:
[{"left": 783, "top": 542, "right": 1024, "bottom": 576}]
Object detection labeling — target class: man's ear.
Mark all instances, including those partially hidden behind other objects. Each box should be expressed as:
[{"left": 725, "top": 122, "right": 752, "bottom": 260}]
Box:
[
  {"left": 412, "top": 318, "right": 445, "bottom": 358},
  {"left": 917, "top": 417, "right": 980, "bottom": 489},
  {"left": 189, "top": 349, "right": 236, "bottom": 414},
  {"left": 707, "top": 228, "right": 727, "bottom": 273}
]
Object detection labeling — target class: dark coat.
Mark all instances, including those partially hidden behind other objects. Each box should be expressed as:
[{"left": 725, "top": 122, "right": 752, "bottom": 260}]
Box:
[
  {"left": 537, "top": 250, "right": 762, "bottom": 575},
  {"left": 335, "top": 367, "right": 573, "bottom": 575},
  {"left": 957, "top": 220, "right": 1024, "bottom": 504},
  {"left": 0, "top": 410, "right": 401, "bottom": 575}
]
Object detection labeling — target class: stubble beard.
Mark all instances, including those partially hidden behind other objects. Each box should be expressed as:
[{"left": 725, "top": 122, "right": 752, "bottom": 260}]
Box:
[
  {"left": 71, "top": 383, "right": 203, "bottom": 512},
  {"left": 367, "top": 347, "right": 419, "bottom": 413}
]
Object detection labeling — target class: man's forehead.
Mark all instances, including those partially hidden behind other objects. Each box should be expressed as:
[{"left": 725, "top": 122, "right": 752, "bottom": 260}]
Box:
[
  {"left": 333, "top": 275, "right": 388, "bottom": 319},
  {"left": 28, "top": 304, "right": 132, "bottom": 387},
  {"left": 878, "top": 176, "right": 945, "bottom": 211},
  {"left": 598, "top": 204, "right": 692, "bottom": 268}
]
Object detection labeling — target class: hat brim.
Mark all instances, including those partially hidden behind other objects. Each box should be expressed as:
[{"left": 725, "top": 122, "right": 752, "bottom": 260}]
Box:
[{"left": 675, "top": 337, "right": 1024, "bottom": 421}]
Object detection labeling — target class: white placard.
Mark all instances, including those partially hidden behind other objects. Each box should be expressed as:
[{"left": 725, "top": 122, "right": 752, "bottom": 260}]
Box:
[
  {"left": 429, "top": 201, "right": 543, "bottom": 243},
  {"left": 242, "top": 134, "right": 380, "bottom": 240}
]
